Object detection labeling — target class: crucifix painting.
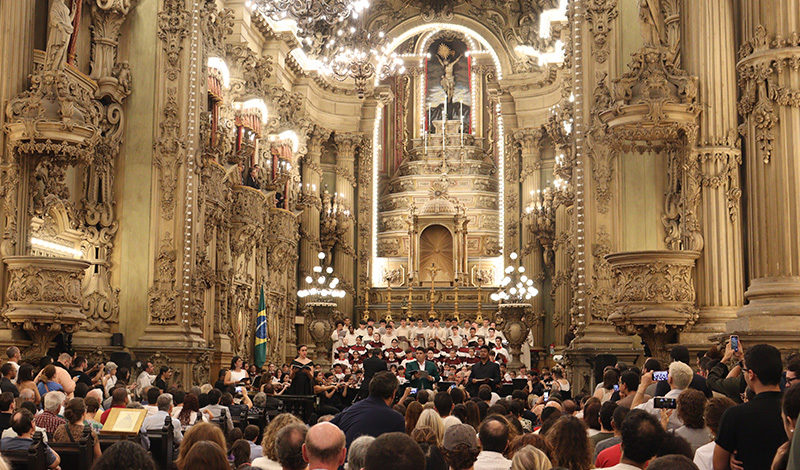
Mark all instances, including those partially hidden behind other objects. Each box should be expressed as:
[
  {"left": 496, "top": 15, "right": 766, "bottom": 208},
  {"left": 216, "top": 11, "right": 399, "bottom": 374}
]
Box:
[{"left": 426, "top": 37, "right": 471, "bottom": 126}]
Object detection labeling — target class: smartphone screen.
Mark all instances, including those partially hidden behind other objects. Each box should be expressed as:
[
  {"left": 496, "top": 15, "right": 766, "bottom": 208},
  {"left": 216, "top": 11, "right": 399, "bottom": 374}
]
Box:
[
  {"left": 410, "top": 387, "right": 418, "bottom": 394},
  {"left": 654, "top": 397, "right": 677, "bottom": 409},
  {"left": 730, "top": 335, "right": 739, "bottom": 352},
  {"left": 653, "top": 371, "right": 669, "bottom": 381},
  {"left": 613, "top": 384, "right": 619, "bottom": 392},
  {"left": 235, "top": 386, "right": 243, "bottom": 394},
  {"left": 543, "top": 391, "right": 549, "bottom": 401}
]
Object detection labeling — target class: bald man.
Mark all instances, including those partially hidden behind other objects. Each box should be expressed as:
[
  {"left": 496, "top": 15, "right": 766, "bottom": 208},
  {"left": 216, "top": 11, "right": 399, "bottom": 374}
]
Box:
[{"left": 303, "top": 422, "right": 347, "bottom": 470}]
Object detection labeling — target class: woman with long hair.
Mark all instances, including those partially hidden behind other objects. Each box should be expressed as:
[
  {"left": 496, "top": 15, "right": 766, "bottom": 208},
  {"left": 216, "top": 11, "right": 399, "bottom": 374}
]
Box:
[
  {"left": 510, "top": 446, "right": 552, "bottom": 470},
  {"left": 550, "top": 367, "right": 571, "bottom": 400},
  {"left": 593, "top": 368, "right": 619, "bottom": 404},
  {"left": 415, "top": 409, "right": 445, "bottom": 445},
  {"left": 546, "top": 416, "right": 592, "bottom": 470},
  {"left": 175, "top": 393, "right": 206, "bottom": 429},
  {"left": 230, "top": 439, "right": 253, "bottom": 469},
  {"left": 16, "top": 364, "right": 41, "bottom": 405},
  {"left": 225, "top": 356, "right": 249, "bottom": 386},
  {"left": 405, "top": 400, "right": 424, "bottom": 435},
  {"left": 252, "top": 413, "right": 303, "bottom": 470},
  {"left": 463, "top": 400, "right": 481, "bottom": 431},
  {"left": 178, "top": 440, "right": 230, "bottom": 470},
  {"left": 175, "top": 422, "right": 227, "bottom": 469},
  {"left": 314, "top": 371, "right": 343, "bottom": 415},
  {"left": 52, "top": 398, "right": 102, "bottom": 459}
]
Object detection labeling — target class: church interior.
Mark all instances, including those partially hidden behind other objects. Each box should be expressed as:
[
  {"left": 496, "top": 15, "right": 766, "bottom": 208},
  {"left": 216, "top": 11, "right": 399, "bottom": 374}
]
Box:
[{"left": 0, "top": 0, "right": 798, "bottom": 395}]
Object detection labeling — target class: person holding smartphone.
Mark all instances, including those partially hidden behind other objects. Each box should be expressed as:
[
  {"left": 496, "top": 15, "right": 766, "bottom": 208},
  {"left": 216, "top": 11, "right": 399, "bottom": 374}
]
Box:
[{"left": 404, "top": 347, "right": 440, "bottom": 390}]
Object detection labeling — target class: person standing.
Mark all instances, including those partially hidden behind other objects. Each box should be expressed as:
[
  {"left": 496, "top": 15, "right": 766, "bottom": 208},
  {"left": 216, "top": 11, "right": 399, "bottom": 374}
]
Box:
[
  {"left": 467, "top": 346, "right": 501, "bottom": 397},
  {"left": 713, "top": 344, "right": 787, "bottom": 470},
  {"left": 361, "top": 348, "right": 388, "bottom": 398},
  {"left": 5, "top": 347, "right": 20, "bottom": 384},
  {"left": 404, "top": 348, "right": 440, "bottom": 390}
]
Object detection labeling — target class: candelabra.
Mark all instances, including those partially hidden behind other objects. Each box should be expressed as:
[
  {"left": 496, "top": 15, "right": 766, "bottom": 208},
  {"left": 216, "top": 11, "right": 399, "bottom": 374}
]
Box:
[
  {"left": 299, "top": 252, "right": 346, "bottom": 368},
  {"left": 490, "top": 252, "right": 539, "bottom": 371},
  {"left": 525, "top": 188, "right": 556, "bottom": 272}
]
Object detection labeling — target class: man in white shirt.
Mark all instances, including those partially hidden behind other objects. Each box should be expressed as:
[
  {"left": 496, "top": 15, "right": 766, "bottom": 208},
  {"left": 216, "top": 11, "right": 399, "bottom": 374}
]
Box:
[
  {"left": 5, "top": 347, "right": 20, "bottom": 384},
  {"left": 602, "top": 409, "right": 666, "bottom": 470},
  {"left": 474, "top": 415, "right": 512, "bottom": 470},
  {"left": 382, "top": 325, "right": 398, "bottom": 346},
  {"left": 477, "top": 319, "right": 491, "bottom": 338},
  {"left": 395, "top": 320, "right": 410, "bottom": 344},
  {"left": 200, "top": 389, "right": 234, "bottom": 431},
  {"left": 633, "top": 361, "right": 692, "bottom": 430},
  {"left": 141, "top": 393, "right": 183, "bottom": 444},
  {"left": 432, "top": 319, "right": 448, "bottom": 348},
  {"left": 136, "top": 362, "right": 155, "bottom": 398}
]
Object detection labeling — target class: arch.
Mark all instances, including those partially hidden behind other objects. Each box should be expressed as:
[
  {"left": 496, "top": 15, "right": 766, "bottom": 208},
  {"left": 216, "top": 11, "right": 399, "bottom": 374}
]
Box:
[{"left": 419, "top": 224, "right": 454, "bottom": 284}]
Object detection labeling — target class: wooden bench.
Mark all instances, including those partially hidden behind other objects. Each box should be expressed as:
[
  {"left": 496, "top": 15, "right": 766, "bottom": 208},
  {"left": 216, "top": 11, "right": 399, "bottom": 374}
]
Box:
[
  {"left": 1, "top": 431, "right": 48, "bottom": 470},
  {"left": 49, "top": 425, "right": 94, "bottom": 470},
  {"left": 145, "top": 415, "right": 175, "bottom": 470}
]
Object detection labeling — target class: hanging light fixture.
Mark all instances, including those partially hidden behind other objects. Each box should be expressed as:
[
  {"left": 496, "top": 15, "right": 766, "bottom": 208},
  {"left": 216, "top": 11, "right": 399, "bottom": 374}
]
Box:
[
  {"left": 250, "top": 0, "right": 369, "bottom": 27},
  {"left": 490, "top": 252, "right": 538, "bottom": 305},
  {"left": 298, "top": 252, "right": 347, "bottom": 302}
]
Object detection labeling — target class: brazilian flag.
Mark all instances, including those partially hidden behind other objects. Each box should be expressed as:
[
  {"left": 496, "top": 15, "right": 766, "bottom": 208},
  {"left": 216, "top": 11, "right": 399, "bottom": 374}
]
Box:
[{"left": 254, "top": 286, "right": 267, "bottom": 368}]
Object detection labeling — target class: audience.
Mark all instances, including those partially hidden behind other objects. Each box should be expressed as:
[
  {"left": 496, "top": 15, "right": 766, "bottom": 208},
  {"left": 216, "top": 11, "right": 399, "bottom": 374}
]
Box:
[{"left": 0, "top": 340, "right": 795, "bottom": 470}]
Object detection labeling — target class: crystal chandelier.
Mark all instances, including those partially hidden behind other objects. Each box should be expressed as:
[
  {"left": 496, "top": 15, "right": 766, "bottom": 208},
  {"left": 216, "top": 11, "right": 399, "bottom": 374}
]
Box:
[
  {"left": 297, "top": 252, "right": 346, "bottom": 302},
  {"left": 490, "top": 252, "right": 539, "bottom": 304}
]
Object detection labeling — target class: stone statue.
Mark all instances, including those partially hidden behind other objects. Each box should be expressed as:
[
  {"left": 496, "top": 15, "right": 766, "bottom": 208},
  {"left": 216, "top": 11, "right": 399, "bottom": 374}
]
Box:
[
  {"left": 436, "top": 43, "right": 461, "bottom": 103},
  {"left": 45, "top": 0, "right": 78, "bottom": 71},
  {"left": 638, "top": 0, "right": 666, "bottom": 47}
]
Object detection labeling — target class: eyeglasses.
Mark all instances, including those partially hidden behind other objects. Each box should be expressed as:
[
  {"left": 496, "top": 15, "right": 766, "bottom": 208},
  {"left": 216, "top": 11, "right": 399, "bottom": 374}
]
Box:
[{"left": 787, "top": 375, "right": 798, "bottom": 383}]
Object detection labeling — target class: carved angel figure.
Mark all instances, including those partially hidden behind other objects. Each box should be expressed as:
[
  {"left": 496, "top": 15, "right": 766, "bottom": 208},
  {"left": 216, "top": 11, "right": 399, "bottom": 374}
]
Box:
[
  {"left": 45, "top": 0, "right": 77, "bottom": 71},
  {"left": 638, "top": 0, "right": 666, "bottom": 47}
]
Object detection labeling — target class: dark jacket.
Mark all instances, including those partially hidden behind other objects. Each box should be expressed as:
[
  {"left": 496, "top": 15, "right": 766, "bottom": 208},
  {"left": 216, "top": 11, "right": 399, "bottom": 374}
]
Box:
[
  {"left": 330, "top": 396, "right": 405, "bottom": 447},
  {"left": 706, "top": 361, "right": 746, "bottom": 403},
  {"left": 362, "top": 356, "right": 388, "bottom": 388}
]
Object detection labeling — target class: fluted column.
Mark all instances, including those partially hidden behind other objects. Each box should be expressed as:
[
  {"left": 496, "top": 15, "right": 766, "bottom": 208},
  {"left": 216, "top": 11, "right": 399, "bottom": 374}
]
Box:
[
  {"left": 0, "top": 0, "right": 36, "bottom": 338},
  {"left": 517, "top": 129, "right": 545, "bottom": 346},
  {"left": 299, "top": 134, "right": 324, "bottom": 284},
  {"left": 553, "top": 204, "right": 572, "bottom": 347},
  {"left": 334, "top": 134, "right": 359, "bottom": 315},
  {"left": 679, "top": 0, "right": 744, "bottom": 344},
  {"left": 731, "top": 0, "right": 800, "bottom": 348}
]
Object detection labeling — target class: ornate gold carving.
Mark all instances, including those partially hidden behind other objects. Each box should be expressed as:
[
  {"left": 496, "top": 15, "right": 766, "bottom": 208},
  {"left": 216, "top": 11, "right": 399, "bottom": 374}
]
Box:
[
  {"left": 585, "top": 0, "right": 618, "bottom": 64},
  {"left": 148, "top": 234, "right": 178, "bottom": 325},
  {"left": 157, "top": 0, "right": 190, "bottom": 81},
  {"left": 153, "top": 89, "right": 184, "bottom": 220}
]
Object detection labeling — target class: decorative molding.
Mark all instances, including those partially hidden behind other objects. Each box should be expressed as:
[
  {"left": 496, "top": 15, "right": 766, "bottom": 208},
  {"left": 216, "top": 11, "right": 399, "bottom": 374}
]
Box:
[
  {"left": 585, "top": 0, "right": 618, "bottom": 64},
  {"left": 157, "top": 0, "right": 190, "bottom": 81}
]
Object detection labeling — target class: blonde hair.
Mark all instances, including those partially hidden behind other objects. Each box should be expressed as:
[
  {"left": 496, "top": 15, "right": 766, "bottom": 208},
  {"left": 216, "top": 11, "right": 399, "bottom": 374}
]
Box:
[
  {"left": 511, "top": 445, "right": 552, "bottom": 470},
  {"left": 415, "top": 408, "right": 444, "bottom": 445},
  {"left": 262, "top": 412, "right": 303, "bottom": 460}
]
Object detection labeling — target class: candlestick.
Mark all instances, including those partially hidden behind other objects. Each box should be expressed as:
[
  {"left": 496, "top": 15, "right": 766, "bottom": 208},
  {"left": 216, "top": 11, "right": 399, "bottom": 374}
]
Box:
[{"left": 442, "top": 99, "right": 447, "bottom": 151}]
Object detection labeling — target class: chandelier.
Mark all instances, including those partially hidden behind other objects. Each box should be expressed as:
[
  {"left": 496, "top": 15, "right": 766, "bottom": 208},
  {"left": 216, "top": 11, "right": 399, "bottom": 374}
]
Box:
[
  {"left": 490, "top": 252, "right": 539, "bottom": 304},
  {"left": 297, "top": 252, "right": 346, "bottom": 302},
  {"left": 250, "top": 0, "right": 369, "bottom": 27}
]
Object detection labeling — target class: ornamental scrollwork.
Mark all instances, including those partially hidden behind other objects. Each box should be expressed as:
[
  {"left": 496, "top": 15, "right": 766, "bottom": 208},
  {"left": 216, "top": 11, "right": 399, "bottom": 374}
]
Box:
[{"left": 157, "top": 0, "right": 190, "bottom": 81}]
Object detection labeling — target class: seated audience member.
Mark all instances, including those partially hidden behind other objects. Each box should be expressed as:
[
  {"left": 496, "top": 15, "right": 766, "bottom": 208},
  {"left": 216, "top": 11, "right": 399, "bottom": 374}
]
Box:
[
  {"left": 275, "top": 423, "right": 308, "bottom": 470},
  {"left": 83, "top": 395, "right": 103, "bottom": 432},
  {"left": 591, "top": 401, "right": 618, "bottom": 447},
  {"left": 475, "top": 415, "right": 512, "bottom": 470},
  {"left": 416, "top": 409, "right": 445, "bottom": 445},
  {"left": 0, "top": 393, "right": 14, "bottom": 433},
  {"left": 34, "top": 391, "right": 66, "bottom": 434},
  {"left": 617, "top": 371, "right": 640, "bottom": 409},
  {"left": 244, "top": 424, "right": 262, "bottom": 461},
  {"left": 175, "top": 392, "right": 206, "bottom": 430},
  {"left": 0, "top": 363, "right": 18, "bottom": 398},
  {"left": 693, "top": 396, "right": 735, "bottom": 470},
  {"left": 100, "top": 387, "right": 129, "bottom": 424},
  {"left": 647, "top": 454, "right": 699, "bottom": 470},
  {"left": 441, "top": 423, "right": 481, "bottom": 470},
  {"left": 141, "top": 393, "right": 183, "bottom": 444},
  {"left": 200, "top": 388, "right": 234, "bottom": 431},
  {"left": 1, "top": 401, "right": 47, "bottom": 442},
  {"left": 548, "top": 416, "right": 593, "bottom": 470},
  {"left": 175, "top": 422, "right": 227, "bottom": 469},
  {"left": 511, "top": 446, "right": 552, "bottom": 470},
  {"left": 713, "top": 344, "right": 786, "bottom": 470},
  {"left": 673, "top": 388, "right": 712, "bottom": 454},
  {"left": 230, "top": 439, "right": 253, "bottom": 469},
  {"left": 330, "top": 371, "right": 405, "bottom": 446},
  {"left": 52, "top": 397, "right": 102, "bottom": 459},
  {"left": 252, "top": 413, "right": 303, "bottom": 470},
  {"left": 633, "top": 361, "right": 693, "bottom": 430},
  {"left": 345, "top": 435, "right": 374, "bottom": 470},
  {"left": 595, "top": 406, "right": 630, "bottom": 461},
  {"left": 601, "top": 409, "right": 665, "bottom": 470},
  {"left": 143, "top": 387, "right": 161, "bottom": 416},
  {"left": 302, "top": 422, "right": 346, "bottom": 470},
  {"left": 0, "top": 409, "right": 60, "bottom": 469},
  {"left": 91, "top": 440, "right": 157, "bottom": 470},
  {"left": 364, "top": 432, "right": 425, "bottom": 470},
  {"left": 179, "top": 440, "right": 230, "bottom": 470}
]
